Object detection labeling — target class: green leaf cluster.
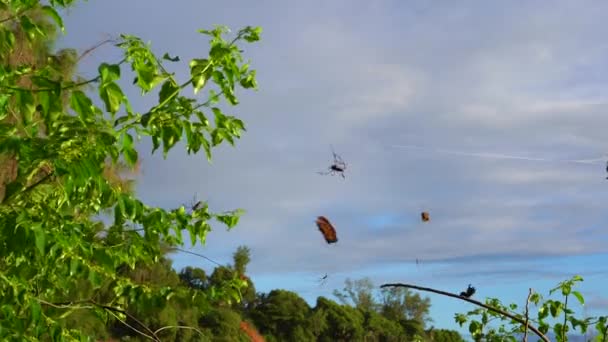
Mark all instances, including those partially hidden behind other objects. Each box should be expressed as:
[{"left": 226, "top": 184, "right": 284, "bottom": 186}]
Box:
[{"left": 0, "top": 0, "right": 260, "bottom": 340}]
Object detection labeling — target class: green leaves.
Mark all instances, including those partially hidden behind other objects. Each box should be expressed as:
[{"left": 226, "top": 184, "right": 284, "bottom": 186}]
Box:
[
  {"left": 455, "top": 275, "right": 596, "bottom": 342},
  {"left": 120, "top": 132, "right": 138, "bottom": 167},
  {"left": 41, "top": 5, "right": 65, "bottom": 32},
  {"left": 33, "top": 225, "right": 46, "bottom": 255},
  {"left": 190, "top": 58, "right": 211, "bottom": 94},
  {"left": 70, "top": 90, "right": 96, "bottom": 121},
  {"left": 98, "top": 63, "right": 125, "bottom": 114},
  {"left": 0, "top": 1, "right": 261, "bottom": 337},
  {"left": 215, "top": 209, "right": 245, "bottom": 230}
]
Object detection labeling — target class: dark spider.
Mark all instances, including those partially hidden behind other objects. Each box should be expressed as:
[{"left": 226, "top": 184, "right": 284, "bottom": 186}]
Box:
[
  {"left": 318, "top": 273, "right": 329, "bottom": 286},
  {"left": 318, "top": 146, "right": 347, "bottom": 179},
  {"left": 183, "top": 195, "right": 204, "bottom": 213},
  {"left": 605, "top": 161, "right": 608, "bottom": 180},
  {"left": 459, "top": 284, "right": 476, "bottom": 298}
]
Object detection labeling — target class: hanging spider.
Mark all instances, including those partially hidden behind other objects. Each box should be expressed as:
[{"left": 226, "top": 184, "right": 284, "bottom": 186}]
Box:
[
  {"left": 318, "top": 146, "right": 347, "bottom": 179},
  {"left": 318, "top": 273, "right": 329, "bottom": 286},
  {"left": 459, "top": 284, "right": 476, "bottom": 298},
  {"left": 605, "top": 161, "right": 608, "bottom": 180}
]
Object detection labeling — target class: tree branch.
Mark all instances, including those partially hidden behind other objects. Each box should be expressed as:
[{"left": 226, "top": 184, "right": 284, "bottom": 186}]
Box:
[
  {"left": 380, "top": 283, "right": 550, "bottom": 342},
  {"left": 523, "top": 288, "right": 532, "bottom": 342},
  {"left": 77, "top": 38, "right": 117, "bottom": 62}
]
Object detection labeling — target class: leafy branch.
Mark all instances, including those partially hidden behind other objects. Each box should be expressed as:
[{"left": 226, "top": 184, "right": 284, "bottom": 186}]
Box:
[{"left": 380, "top": 282, "right": 550, "bottom": 342}]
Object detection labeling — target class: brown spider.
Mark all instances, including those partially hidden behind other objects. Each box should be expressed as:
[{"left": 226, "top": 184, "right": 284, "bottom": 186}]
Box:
[{"left": 318, "top": 146, "right": 347, "bottom": 179}]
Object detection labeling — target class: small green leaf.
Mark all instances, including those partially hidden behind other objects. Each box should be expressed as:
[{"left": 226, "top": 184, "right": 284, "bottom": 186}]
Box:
[
  {"left": 17, "top": 90, "right": 35, "bottom": 125},
  {"left": 572, "top": 290, "right": 585, "bottom": 305},
  {"left": 70, "top": 90, "right": 95, "bottom": 120},
  {"left": 41, "top": 5, "right": 65, "bottom": 32},
  {"left": 190, "top": 58, "right": 210, "bottom": 94},
  {"left": 99, "top": 82, "right": 124, "bottom": 114},
  {"left": 34, "top": 227, "right": 46, "bottom": 254},
  {"left": 88, "top": 270, "right": 102, "bottom": 288},
  {"left": 124, "top": 147, "right": 138, "bottom": 166},
  {"left": 98, "top": 63, "right": 121, "bottom": 85},
  {"left": 30, "top": 300, "right": 41, "bottom": 324},
  {"left": 158, "top": 80, "right": 179, "bottom": 104}
]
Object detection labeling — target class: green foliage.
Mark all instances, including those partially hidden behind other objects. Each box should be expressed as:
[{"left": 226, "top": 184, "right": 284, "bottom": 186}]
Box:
[
  {"left": 314, "top": 296, "right": 366, "bottom": 341},
  {"left": 0, "top": 0, "right": 261, "bottom": 339},
  {"left": 333, "top": 277, "right": 379, "bottom": 312},
  {"left": 455, "top": 275, "right": 608, "bottom": 342},
  {"left": 429, "top": 328, "right": 467, "bottom": 342},
  {"left": 250, "top": 289, "right": 314, "bottom": 341}
]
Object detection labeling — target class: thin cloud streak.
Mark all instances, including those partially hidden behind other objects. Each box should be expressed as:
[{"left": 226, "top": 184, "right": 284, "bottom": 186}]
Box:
[{"left": 388, "top": 144, "right": 607, "bottom": 165}]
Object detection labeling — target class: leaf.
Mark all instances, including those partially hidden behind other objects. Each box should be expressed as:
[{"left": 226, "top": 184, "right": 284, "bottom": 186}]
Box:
[
  {"left": 34, "top": 226, "right": 46, "bottom": 254},
  {"left": 114, "top": 115, "right": 130, "bottom": 127},
  {"left": 30, "top": 300, "right": 41, "bottom": 325},
  {"left": 70, "top": 90, "right": 95, "bottom": 120},
  {"left": 88, "top": 270, "right": 102, "bottom": 288},
  {"left": 215, "top": 209, "right": 245, "bottom": 229},
  {"left": 41, "top": 5, "right": 65, "bottom": 32},
  {"left": 99, "top": 82, "right": 124, "bottom": 114},
  {"left": 572, "top": 290, "right": 585, "bottom": 305},
  {"left": 17, "top": 90, "right": 35, "bottom": 125},
  {"left": 98, "top": 63, "right": 121, "bottom": 85},
  {"left": 124, "top": 146, "right": 138, "bottom": 166},
  {"left": 189, "top": 58, "right": 210, "bottom": 94},
  {"left": 158, "top": 80, "right": 179, "bottom": 104},
  {"left": 19, "top": 15, "right": 43, "bottom": 41}
]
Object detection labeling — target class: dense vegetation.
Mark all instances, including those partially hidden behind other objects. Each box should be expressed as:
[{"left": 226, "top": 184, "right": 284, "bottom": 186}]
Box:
[{"left": 0, "top": 1, "right": 606, "bottom": 341}]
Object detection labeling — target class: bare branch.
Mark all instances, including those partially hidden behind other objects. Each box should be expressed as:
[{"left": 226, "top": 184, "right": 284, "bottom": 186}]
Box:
[
  {"left": 380, "top": 282, "right": 550, "bottom": 342},
  {"left": 77, "top": 37, "right": 117, "bottom": 62}
]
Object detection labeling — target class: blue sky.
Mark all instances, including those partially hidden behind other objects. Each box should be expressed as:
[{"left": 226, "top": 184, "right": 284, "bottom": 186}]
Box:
[{"left": 58, "top": 0, "right": 608, "bottom": 334}]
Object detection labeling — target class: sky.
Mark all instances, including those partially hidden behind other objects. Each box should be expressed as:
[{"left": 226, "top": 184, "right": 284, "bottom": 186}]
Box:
[{"left": 58, "top": 0, "right": 608, "bottom": 335}]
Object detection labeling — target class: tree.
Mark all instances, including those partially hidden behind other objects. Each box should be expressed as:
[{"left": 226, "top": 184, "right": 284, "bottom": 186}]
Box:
[
  {"left": 313, "top": 296, "right": 366, "bottom": 341},
  {"left": 249, "top": 289, "right": 314, "bottom": 341},
  {"left": 380, "top": 286, "right": 432, "bottom": 327},
  {"left": 0, "top": 0, "right": 261, "bottom": 339},
  {"left": 428, "top": 328, "right": 466, "bottom": 342},
  {"left": 361, "top": 310, "right": 408, "bottom": 341},
  {"left": 233, "top": 245, "right": 251, "bottom": 275},
  {"left": 333, "top": 277, "right": 379, "bottom": 312}
]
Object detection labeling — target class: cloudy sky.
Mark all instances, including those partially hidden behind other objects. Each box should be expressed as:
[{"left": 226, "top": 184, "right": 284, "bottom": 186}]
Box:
[{"left": 59, "top": 0, "right": 608, "bottom": 333}]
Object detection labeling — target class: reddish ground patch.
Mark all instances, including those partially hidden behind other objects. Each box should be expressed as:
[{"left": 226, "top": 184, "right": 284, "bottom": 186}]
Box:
[{"left": 240, "top": 321, "right": 265, "bottom": 342}]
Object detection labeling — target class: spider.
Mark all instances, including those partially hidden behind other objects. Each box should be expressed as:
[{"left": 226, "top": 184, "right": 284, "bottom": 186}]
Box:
[
  {"left": 183, "top": 194, "right": 204, "bottom": 213},
  {"left": 459, "top": 284, "right": 476, "bottom": 298},
  {"left": 318, "top": 273, "right": 329, "bottom": 286},
  {"left": 318, "top": 146, "right": 347, "bottom": 179}
]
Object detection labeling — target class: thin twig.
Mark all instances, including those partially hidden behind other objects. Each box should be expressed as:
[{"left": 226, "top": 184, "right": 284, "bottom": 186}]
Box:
[
  {"left": 38, "top": 298, "right": 160, "bottom": 341},
  {"left": 92, "top": 301, "right": 160, "bottom": 341},
  {"left": 77, "top": 38, "right": 117, "bottom": 62},
  {"left": 380, "top": 283, "right": 550, "bottom": 342},
  {"left": 154, "top": 325, "right": 206, "bottom": 336},
  {"left": 523, "top": 288, "right": 532, "bottom": 342},
  {"left": 104, "top": 308, "right": 157, "bottom": 341},
  {"left": 174, "top": 247, "right": 223, "bottom": 267}
]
